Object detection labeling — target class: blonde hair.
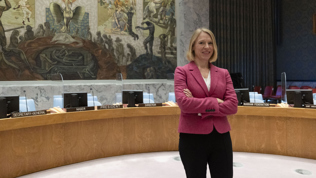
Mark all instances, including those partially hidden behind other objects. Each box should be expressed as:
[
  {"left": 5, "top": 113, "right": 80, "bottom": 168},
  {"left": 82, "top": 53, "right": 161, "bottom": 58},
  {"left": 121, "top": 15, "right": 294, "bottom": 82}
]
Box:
[{"left": 186, "top": 28, "right": 218, "bottom": 63}]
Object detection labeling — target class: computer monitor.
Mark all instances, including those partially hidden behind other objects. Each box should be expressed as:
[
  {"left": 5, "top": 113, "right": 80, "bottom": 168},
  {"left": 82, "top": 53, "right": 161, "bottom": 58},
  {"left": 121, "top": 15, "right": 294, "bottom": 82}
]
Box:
[
  {"left": 0, "top": 96, "right": 19, "bottom": 119},
  {"left": 63, "top": 93, "right": 88, "bottom": 108},
  {"left": 234, "top": 88, "right": 250, "bottom": 106},
  {"left": 286, "top": 89, "right": 313, "bottom": 107},
  {"left": 122, "top": 90, "right": 143, "bottom": 107}
]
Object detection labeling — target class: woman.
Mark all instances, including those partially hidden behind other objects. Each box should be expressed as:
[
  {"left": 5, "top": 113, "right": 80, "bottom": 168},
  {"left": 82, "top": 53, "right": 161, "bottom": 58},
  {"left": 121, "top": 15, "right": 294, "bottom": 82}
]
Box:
[{"left": 174, "top": 28, "right": 238, "bottom": 178}]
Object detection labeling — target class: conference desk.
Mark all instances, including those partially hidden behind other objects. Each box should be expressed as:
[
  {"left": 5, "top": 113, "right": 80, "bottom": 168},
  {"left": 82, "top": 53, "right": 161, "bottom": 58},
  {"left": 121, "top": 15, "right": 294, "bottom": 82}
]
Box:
[{"left": 0, "top": 106, "right": 315, "bottom": 178}]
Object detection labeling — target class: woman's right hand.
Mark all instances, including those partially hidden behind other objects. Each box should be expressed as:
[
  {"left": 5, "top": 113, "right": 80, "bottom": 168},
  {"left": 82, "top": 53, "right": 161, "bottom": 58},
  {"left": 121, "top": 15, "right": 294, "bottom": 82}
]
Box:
[
  {"left": 217, "top": 98, "right": 224, "bottom": 104},
  {"left": 183, "top": 89, "right": 193, "bottom": 98}
]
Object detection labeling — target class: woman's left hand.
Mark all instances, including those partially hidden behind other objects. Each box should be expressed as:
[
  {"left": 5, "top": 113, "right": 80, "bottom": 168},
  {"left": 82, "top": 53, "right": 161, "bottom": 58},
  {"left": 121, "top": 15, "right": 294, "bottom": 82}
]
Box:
[{"left": 183, "top": 89, "right": 193, "bottom": 98}]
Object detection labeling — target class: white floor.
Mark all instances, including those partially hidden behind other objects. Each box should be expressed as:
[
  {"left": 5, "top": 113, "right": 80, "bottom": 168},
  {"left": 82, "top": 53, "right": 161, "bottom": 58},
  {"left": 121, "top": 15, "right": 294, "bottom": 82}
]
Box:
[{"left": 19, "top": 152, "right": 316, "bottom": 178}]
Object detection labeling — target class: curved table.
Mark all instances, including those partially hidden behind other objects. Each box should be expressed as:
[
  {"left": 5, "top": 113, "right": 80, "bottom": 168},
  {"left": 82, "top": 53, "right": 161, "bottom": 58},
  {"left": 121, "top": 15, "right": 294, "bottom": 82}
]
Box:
[{"left": 0, "top": 106, "right": 315, "bottom": 178}]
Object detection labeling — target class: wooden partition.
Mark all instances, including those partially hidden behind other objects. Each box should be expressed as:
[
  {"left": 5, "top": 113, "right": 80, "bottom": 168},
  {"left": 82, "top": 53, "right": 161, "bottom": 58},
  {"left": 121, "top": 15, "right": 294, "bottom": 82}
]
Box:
[
  {"left": 229, "top": 107, "right": 316, "bottom": 159},
  {"left": 0, "top": 106, "right": 315, "bottom": 178}
]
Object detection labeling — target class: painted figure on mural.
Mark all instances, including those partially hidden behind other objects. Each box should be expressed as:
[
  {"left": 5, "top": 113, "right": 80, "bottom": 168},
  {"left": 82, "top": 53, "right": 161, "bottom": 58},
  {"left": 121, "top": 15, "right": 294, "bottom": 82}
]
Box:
[
  {"left": 0, "top": 0, "right": 11, "bottom": 48},
  {"left": 44, "top": 22, "right": 53, "bottom": 37},
  {"left": 35, "top": 24, "right": 45, "bottom": 37},
  {"left": 108, "top": 1, "right": 113, "bottom": 11},
  {"left": 61, "top": 0, "right": 75, "bottom": 32},
  {"left": 99, "top": 0, "right": 105, "bottom": 6},
  {"left": 0, "top": 43, "right": 21, "bottom": 74},
  {"left": 13, "top": 0, "right": 31, "bottom": 25},
  {"left": 136, "top": 21, "right": 155, "bottom": 55},
  {"left": 103, "top": 34, "right": 114, "bottom": 54},
  {"left": 159, "top": 33, "right": 167, "bottom": 59},
  {"left": 143, "top": 0, "right": 156, "bottom": 21},
  {"left": 24, "top": 25, "right": 34, "bottom": 41},
  {"left": 94, "top": 31, "right": 104, "bottom": 46},
  {"left": 157, "top": 0, "right": 168, "bottom": 24},
  {"left": 19, "top": 35, "right": 24, "bottom": 43},
  {"left": 50, "top": 0, "right": 85, "bottom": 33},
  {"left": 114, "top": 37, "right": 125, "bottom": 65},
  {"left": 102, "top": 34, "right": 108, "bottom": 49},
  {"left": 8, "top": 29, "right": 19, "bottom": 49},
  {"left": 85, "top": 26, "right": 92, "bottom": 40},
  {"left": 112, "top": 6, "right": 127, "bottom": 34},
  {"left": 144, "top": 66, "right": 156, "bottom": 79},
  {"left": 166, "top": 12, "right": 176, "bottom": 47},
  {"left": 114, "top": 0, "right": 123, "bottom": 9},
  {"left": 126, "top": 43, "right": 136, "bottom": 62},
  {"left": 126, "top": 6, "right": 138, "bottom": 40}
]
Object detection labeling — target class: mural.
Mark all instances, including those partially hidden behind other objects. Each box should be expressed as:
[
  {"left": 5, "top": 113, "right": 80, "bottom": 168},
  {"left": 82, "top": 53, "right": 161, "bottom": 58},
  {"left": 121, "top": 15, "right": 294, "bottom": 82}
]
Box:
[
  {"left": 0, "top": 0, "right": 176, "bottom": 81},
  {"left": 6, "top": 0, "right": 35, "bottom": 26},
  {"left": 98, "top": 0, "right": 138, "bottom": 40},
  {"left": 138, "top": 0, "right": 176, "bottom": 75}
]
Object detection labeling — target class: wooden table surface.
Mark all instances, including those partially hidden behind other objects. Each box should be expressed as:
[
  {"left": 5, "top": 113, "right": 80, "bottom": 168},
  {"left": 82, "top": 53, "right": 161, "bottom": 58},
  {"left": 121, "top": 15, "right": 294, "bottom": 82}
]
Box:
[{"left": 0, "top": 106, "right": 315, "bottom": 178}]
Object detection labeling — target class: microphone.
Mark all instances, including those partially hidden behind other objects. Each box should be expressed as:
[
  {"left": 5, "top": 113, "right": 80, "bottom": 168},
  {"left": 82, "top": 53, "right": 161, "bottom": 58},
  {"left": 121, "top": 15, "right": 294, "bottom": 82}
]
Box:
[
  {"left": 147, "top": 85, "right": 152, "bottom": 103},
  {"left": 253, "top": 85, "right": 256, "bottom": 103},
  {"left": 90, "top": 88, "right": 95, "bottom": 107},
  {"left": 24, "top": 90, "right": 28, "bottom": 112}
]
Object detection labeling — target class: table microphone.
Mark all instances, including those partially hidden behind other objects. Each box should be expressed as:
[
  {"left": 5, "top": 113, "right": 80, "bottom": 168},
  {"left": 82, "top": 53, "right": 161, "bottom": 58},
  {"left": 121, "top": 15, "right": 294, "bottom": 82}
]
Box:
[
  {"left": 147, "top": 86, "right": 152, "bottom": 103},
  {"left": 90, "top": 88, "right": 95, "bottom": 106},
  {"left": 24, "top": 90, "right": 28, "bottom": 112}
]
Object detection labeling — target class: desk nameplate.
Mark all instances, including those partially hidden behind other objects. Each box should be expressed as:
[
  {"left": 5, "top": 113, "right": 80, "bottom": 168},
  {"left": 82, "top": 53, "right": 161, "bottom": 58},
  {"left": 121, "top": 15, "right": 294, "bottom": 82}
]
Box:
[
  {"left": 97, "top": 105, "right": 123, "bottom": 110},
  {"left": 138, "top": 103, "right": 163, "bottom": 107},
  {"left": 243, "top": 103, "right": 270, "bottom": 107},
  {"left": 12, "top": 110, "right": 47, "bottom": 118},
  {"left": 304, "top": 104, "right": 316, "bottom": 109},
  {"left": 65, "top": 106, "right": 95, "bottom": 112}
]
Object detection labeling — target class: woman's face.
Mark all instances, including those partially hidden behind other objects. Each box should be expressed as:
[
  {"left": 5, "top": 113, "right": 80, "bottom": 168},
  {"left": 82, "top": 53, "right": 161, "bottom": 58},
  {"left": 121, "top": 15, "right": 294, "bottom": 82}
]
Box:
[{"left": 193, "top": 31, "right": 214, "bottom": 63}]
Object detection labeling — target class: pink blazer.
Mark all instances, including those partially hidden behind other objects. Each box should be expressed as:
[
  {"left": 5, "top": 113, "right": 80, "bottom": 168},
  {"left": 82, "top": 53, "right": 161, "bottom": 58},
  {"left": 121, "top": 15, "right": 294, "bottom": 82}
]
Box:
[{"left": 174, "top": 62, "right": 238, "bottom": 134}]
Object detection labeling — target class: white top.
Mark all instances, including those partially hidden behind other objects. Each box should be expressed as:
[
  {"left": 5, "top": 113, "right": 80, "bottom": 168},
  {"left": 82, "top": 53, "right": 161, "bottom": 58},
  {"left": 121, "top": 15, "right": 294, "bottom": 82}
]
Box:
[{"left": 203, "top": 70, "right": 211, "bottom": 92}]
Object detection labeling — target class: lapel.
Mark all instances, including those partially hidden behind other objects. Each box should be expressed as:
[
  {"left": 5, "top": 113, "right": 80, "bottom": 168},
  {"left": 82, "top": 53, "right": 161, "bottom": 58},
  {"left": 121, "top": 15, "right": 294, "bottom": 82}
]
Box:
[
  {"left": 188, "top": 62, "right": 209, "bottom": 96},
  {"left": 209, "top": 63, "right": 219, "bottom": 95}
]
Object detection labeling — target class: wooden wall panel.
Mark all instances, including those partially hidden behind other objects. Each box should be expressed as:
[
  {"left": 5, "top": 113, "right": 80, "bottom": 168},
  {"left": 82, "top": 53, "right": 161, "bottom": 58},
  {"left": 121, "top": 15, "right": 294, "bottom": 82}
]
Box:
[
  {"left": 228, "top": 115, "right": 287, "bottom": 155},
  {"left": 64, "top": 118, "right": 126, "bottom": 165},
  {"left": 0, "top": 125, "right": 64, "bottom": 178},
  {"left": 286, "top": 117, "right": 316, "bottom": 159}
]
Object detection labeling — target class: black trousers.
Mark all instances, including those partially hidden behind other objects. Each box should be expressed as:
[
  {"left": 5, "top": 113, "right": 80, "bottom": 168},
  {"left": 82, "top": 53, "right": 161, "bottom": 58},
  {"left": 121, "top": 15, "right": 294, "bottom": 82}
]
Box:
[{"left": 179, "top": 129, "right": 233, "bottom": 178}]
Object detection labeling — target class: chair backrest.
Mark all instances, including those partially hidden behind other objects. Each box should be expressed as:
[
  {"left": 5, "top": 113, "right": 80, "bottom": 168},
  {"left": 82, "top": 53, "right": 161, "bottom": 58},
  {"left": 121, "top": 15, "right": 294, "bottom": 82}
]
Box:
[
  {"left": 274, "top": 86, "right": 282, "bottom": 96},
  {"left": 263, "top": 86, "right": 273, "bottom": 96},
  {"left": 300, "top": 86, "right": 312, "bottom": 89},
  {"left": 289, "top": 86, "right": 299, "bottom": 89},
  {"left": 254, "top": 86, "right": 262, "bottom": 94}
]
